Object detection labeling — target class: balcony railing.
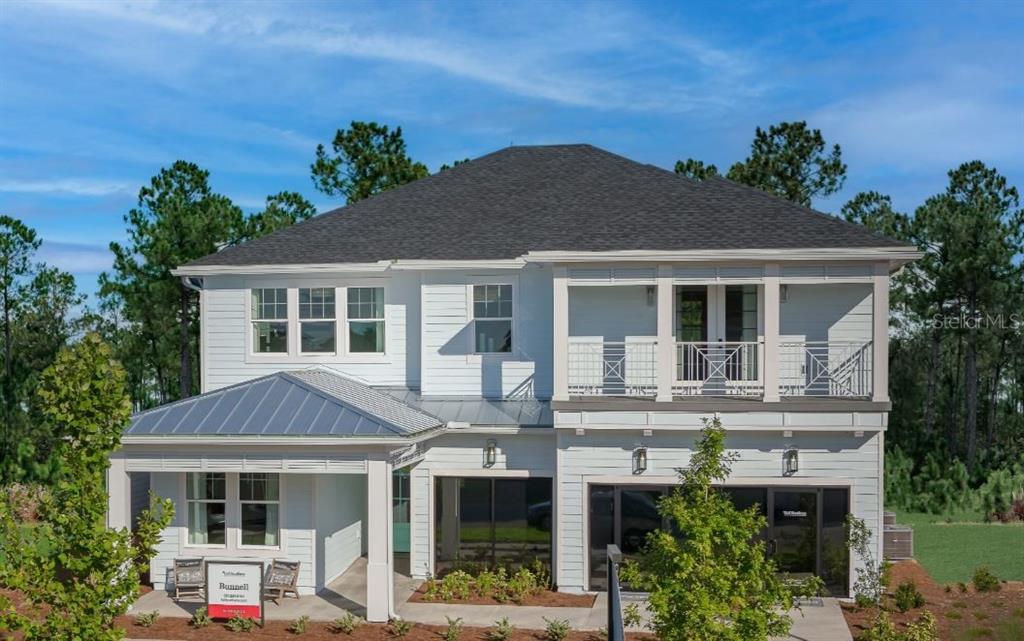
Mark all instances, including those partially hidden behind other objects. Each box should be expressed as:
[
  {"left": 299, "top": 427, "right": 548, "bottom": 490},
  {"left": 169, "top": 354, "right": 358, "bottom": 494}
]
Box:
[
  {"left": 779, "top": 340, "right": 873, "bottom": 398},
  {"left": 672, "top": 341, "right": 763, "bottom": 397},
  {"left": 567, "top": 340, "right": 657, "bottom": 397}
]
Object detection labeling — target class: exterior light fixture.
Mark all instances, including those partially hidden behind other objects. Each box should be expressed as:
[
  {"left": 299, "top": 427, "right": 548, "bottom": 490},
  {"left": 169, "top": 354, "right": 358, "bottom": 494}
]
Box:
[
  {"left": 633, "top": 446, "right": 648, "bottom": 475},
  {"left": 783, "top": 447, "right": 799, "bottom": 476},
  {"left": 646, "top": 285, "right": 656, "bottom": 306},
  {"left": 484, "top": 440, "right": 497, "bottom": 467}
]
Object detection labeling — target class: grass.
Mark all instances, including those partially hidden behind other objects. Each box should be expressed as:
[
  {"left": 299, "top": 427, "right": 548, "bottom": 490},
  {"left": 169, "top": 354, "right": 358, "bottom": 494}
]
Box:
[{"left": 895, "top": 511, "right": 1024, "bottom": 584}]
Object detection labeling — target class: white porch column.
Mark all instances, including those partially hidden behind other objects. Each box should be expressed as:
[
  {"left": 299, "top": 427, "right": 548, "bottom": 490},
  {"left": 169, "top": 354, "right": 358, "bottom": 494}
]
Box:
[
  {"left": 656, "top": 265, "right": 674, "bottom": 401},
  {"left": 366, "top": 456, "right": 394, "bottom": 622},
  {"left": 552, "top": 266, "right": 569, "bottom": 401},
  {"left": 762, "top": 264, "right": 781, "bottom": 402},
  {"left": 106, "top": 453, "right": 131, "bottom": 530},
  {"left": 872, "top": 263, "right": 890, "bottom": 403}
]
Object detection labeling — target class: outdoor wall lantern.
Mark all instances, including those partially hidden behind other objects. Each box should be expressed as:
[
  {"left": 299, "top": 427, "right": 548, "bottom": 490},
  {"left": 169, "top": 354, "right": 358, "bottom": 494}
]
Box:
[
  {"left": 783, "top": 447, "right": 799, "bottom": 476},
  {"left": 633, "top": 446, "right": 648, "bottom": 475},
  {"left": 484, "top": 440, "right": 497, "bottom": 467}
]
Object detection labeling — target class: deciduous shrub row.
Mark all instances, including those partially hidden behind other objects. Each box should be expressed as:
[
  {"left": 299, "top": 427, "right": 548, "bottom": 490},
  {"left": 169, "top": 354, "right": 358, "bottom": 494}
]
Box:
[{"left": 422, "top": 562, "right": 550, "bottom": 603}]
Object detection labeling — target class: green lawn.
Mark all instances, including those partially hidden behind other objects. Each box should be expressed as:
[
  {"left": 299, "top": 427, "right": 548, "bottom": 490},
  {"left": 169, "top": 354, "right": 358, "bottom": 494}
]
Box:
[{"left": 895, "top": 511, "right": 1024, "bottom": 584}]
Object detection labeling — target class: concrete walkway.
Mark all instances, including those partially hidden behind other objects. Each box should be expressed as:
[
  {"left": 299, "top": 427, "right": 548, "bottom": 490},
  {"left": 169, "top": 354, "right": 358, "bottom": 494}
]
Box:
[{"left": 130, "top": 560, "right": 851, "bottom": 640}]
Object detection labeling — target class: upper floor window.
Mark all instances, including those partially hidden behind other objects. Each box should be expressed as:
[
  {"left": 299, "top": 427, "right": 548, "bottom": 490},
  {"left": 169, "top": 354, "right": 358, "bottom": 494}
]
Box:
[
  {"left": 240, "top": 473, "right": 280, "bottom": 547},
  {"left": 299, "top": 288, "right": 336, "bottom": 353},
  {"left": 252, "top": 288, "right": 288, "bottom": 353},
  {"left": 473, "top": 284, "right": 512, "bottom": 353},
  {"left": 186, "top": 472, "right": 226, "bottom": 546},
  {"left": 348, "top": 287, "right": 385, "bottom": 353}
]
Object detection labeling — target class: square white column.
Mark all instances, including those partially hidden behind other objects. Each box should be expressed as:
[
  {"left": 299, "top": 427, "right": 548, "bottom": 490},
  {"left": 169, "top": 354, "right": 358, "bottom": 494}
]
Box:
[
  {"left": 552, "top": 266, "right": 569, "bottom": 401},
  {"left": 656, "top": 265, "right": 674, "bottom": 401},
  {"left": 107, "top": 453, "right": 131, "bottom": 530},
  {"left": 762, "top": 265, "right": 781, "bottom": 402},
  {"left": 872, "top": 263, "right": 890, "bottom": 402},
  {"left": 365, "top": 456, "right": 394, "bottom": 622}
]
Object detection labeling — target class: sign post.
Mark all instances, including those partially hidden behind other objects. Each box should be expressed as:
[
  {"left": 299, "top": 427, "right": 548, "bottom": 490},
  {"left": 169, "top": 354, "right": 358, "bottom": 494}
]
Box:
[{"left": 206, "top": 561, "right": 265, "bottom": 627}]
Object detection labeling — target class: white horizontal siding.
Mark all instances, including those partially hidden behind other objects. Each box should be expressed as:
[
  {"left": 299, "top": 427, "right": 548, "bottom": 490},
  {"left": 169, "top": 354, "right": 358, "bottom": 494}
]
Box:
[
  {"left": 555, "top": 430, "right": 881, "bottom": 592},
  {"left": 201, "top": 273, "right": 420, "bottom": 392},
  {"left": 315, "top": 474, "right": 366, "bottom": 586},
  {"left": 407, "top": 431, "right": 557, "bottom": 579},
  {"left": 569, "top": 286, "right": 656, "bottom": 340},
  {"left": 420, "top": 269, "right": 552, "bottom": 398},
  {"left": 781, "top": 283, "right": 873, "bottom": 343}
]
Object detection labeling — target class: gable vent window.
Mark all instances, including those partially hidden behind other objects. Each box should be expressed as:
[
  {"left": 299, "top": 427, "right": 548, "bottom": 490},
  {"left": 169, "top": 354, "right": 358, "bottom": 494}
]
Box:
[
  {"left": 251, "top": 288, "right": 288, "bottom": 353},
  {"left": 299, "top": 287, "right": 336, "bottom": 353},
  {"left": 348, "top": 287, "right": 385, "bottom": 353},
  {"left": 473, "top": 284, "right": 512, "bottom": 353}
]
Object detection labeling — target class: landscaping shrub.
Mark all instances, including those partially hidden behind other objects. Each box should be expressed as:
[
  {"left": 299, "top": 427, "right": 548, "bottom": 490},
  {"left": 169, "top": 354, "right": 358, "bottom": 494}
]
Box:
[
  {"left": 443, "top": 616, "right": 463, "bottom": 641},
  {"left": 622, "top": 602, "right": 644, "bottom": 628},
  {"left": 226, "top": 614, "right": 255, "bottom": 632},
  {"left": 847, "top": 516, "right": 888, "bottom": 608},
  {"left": 423, "top": 564, "right": 549, "bottom": 603},
  {"left": 389, "top": 618, "right": 414, "bottom": 638},
  {"left": 486, "top": 617, "right": 515, "bottom": 641},
  {"left": 893, "top": 580, "right": 925, "bottom": 612},
  {"left": 334, "top": 613, "right": 362, "bottom": 634},
  {"left": 189, "top": 607, "right": 211, "bottom": 628},
  {"left": 972, "top": 566, "right": 1001, "bottom": 592},
  {"left": 543, "top": 617, "right": 571, "bottom": 641},
  {"left": 289, "top": 614, "right": 310, "bottom": 634},
  {"left": 135, "top": 611, "right": 159, "bottom": 627},
  {"left": 858, "top": 611, "right": 938, "bottom": 641},
  {"left": 440, "top": 570, "right": 474, "bottom": 600}
]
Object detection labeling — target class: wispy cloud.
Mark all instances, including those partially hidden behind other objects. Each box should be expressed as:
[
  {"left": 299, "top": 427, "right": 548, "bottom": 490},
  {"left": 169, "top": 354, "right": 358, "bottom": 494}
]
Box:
[
  {"left": 37, "top": 239, "right": 112, "bottom": 274},
  {"left": 0, "top": 178, "right": 134, "bottom": 197}
]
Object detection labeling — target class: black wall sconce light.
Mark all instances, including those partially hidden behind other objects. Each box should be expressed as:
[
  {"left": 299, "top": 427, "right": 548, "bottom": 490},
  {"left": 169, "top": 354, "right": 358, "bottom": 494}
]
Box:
[
  {"left": 633, "top": 446, "right": 648, "bottom": 475},
  {"left": 484, "top": 439, "right": 497, "bottom": 467},
  {"left": 783, "top": 447, "right": 799, "bottom": 476}
]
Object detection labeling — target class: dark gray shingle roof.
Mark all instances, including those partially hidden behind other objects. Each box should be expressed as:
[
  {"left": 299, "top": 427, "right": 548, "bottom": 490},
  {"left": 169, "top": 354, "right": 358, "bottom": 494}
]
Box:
[
  {"left": 185, "top": 144, "right": 905, "bottom": 268},
  {"left": 125, "top": 369, "right": 443, "bottom": 438}
]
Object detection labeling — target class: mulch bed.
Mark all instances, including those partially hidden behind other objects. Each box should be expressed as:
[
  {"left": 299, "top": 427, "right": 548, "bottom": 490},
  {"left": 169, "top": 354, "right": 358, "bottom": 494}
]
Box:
[
  {"left": 842, "top": 560, "right": 1024, "bottom": 640},
  {"left": 408, "top": 586, "right": 596, "bottom": 608},
  {"left": 116, "top": 619, "right": 649, "bottom": 641}
]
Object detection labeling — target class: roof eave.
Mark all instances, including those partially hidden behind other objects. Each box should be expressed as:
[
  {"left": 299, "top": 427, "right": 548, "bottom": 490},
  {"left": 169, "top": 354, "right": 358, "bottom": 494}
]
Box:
[{"left": 524, "top": 247, "right": 923, "bottom": 267}]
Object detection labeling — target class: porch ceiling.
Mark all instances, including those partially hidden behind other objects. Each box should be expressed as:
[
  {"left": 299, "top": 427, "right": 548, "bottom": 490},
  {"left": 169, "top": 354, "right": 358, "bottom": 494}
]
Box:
[{"left": 126, "top": 368, "right": 444, "bottom": 438}]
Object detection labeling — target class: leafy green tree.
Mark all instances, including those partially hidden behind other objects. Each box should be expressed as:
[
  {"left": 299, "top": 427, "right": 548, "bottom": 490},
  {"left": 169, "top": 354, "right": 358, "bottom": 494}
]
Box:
[
  {"left": 101, "top": 161, "right": 244, "bottom": 403},
  {"left": 726, "top": 121, "right": 846, "bottom": 206},
  {"left": 0, "top": 215, "right": 39, "bottom": 475},
  {"left": 620, "top": 418, "right": 798, "bottom": 641},
  {"left": 0, "top": 334, "right": 174, "bottom": 640},
  {"left": 243, "top": 191, "right": 317, "bottom": 239},
  {"left": 674, "top": 158, "right": 720, "bottom": 182},
  {"left": 311, "top": 121, "right": 428, "bottom": 202}
]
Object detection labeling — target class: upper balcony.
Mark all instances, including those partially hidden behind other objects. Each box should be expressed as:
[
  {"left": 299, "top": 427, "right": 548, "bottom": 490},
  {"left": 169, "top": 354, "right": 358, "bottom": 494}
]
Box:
[{"left": 552, "top": 263, "right": 890, "bottom": 406}]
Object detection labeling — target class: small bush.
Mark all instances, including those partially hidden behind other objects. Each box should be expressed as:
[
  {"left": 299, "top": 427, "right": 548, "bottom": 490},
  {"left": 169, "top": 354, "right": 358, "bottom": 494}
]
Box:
[
  {"left": 135, "top": 611, "right": 159, "bottom": 627},
  {"left": 592, "top": 627, "right": 608, "bottom": 641},
  {"left": 390, "top": 618, "right": 414, "bottom": 638},
  {"left": 543, "top": 617, "right": 571, "bottom": 641},
  {"left": 335, "top": 613, "right": 362, "bottom": 634},
  {"left": 972, "top": 566, "right": 1001, "bottom": 593},
  {"left": 226, "top": 614, "right": 256, "bottom": 632},
  {"left": 290, "top": 615, "right": 310, "bottom": 634},
  {"left": 947, "top": 611, "right": 962, "bottom": 620},
  {"left": 622, "top": 602, "right": 643, "bottom": 628},
  {"left": 958, "top": 582, "right": 968, "bottom": 593},
  {"left": 903, "top": 611, "right": 938, "bottom": 641},
  {"left": 893, "top": 580, "right": 925, "bottom": 612},
  {"left": 486, "top": 617, "right": 515, "bottom": 641},
  {"left": 440, "top": 570, "right": 474, "bottom": 601},
  {"left": 190, "top": 607, "right": 212, "bottom": 628},
  {"left": 857, "top": 611, "right": 938, "bottom": 641},
  {"left": 443, "top": 616, "right": 463, "bottom": 641},
  {"left": 422, "top": 576, "right": 439, "bottom": 601}
]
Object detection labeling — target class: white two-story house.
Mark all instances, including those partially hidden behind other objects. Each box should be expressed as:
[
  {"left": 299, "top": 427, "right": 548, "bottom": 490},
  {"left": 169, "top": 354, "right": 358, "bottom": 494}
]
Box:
[{"left": 107, "top": 144, "right": 919, "bottom": 621}]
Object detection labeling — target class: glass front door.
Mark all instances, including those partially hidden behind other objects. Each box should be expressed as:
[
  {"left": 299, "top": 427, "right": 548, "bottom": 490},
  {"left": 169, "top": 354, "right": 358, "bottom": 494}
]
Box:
[{"left": 769, "top": 490, "right": 818, "bottom": 578}]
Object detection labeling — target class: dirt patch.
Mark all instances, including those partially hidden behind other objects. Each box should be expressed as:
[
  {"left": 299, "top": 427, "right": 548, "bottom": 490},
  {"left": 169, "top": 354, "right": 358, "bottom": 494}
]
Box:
[
  {"left": 842, "top": 560, "right": 1024, "bottom": 640},
  {"left": 116, "top": 619, "right": 650, "bottom": 641},
  {"left": 408, "top": 586, "right": 596, "bottom": 608}
]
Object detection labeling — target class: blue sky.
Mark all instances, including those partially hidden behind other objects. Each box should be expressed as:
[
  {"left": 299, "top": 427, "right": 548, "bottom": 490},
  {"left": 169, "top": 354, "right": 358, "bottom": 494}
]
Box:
[{"left": 1, "top": 1, "right": 1022, "bottom": 300}]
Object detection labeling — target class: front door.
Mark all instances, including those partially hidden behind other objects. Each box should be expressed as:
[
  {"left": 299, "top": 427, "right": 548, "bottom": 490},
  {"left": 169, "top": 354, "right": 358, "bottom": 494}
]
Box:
[
  {"left": 676, "top": 287, "right": 708, "bottom": 381},
  {"left": 769, "top": 490, "right": 819, "bottom": 578}
]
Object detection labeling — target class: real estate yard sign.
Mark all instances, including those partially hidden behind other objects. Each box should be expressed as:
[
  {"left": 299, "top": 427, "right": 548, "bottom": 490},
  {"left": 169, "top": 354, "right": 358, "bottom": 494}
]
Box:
[{"left": 206, "top": 561, "right": 264, "bottom": 625}]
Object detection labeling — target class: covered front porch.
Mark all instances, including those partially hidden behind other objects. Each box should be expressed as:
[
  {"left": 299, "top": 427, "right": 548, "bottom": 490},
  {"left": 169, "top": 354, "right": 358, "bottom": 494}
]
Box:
[{"left": 108, "top": 368, "right": 445, "bottom": 622}]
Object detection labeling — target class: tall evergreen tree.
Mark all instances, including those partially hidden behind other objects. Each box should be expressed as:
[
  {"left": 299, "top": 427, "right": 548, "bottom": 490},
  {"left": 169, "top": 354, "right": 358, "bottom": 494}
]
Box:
[
  {"left": 311, "top": 121, "right": 428, "bottom": 202},
  {"left": 674, "top": 158, "right": 720, "bottom": 182}
]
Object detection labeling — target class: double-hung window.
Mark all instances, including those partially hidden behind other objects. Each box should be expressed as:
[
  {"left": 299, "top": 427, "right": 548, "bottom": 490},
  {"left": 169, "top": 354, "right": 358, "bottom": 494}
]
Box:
[
  {"left": 252, "top": 288, "right": 288, "bottom": 353},
  {"left": 473, "top": 284, "right": 512, "bottom": 353},
  {"left": 299, "top": 287, "right": 336, "bottom": 353},
  {"left": 186, "top": 473, "right": 226, "bottom": 546},
  {"left": 347, "top": 287, "right": 385, "bottom": 353},
  {"left": 239, "top": 473, "right": 280, "bottom": 547}
]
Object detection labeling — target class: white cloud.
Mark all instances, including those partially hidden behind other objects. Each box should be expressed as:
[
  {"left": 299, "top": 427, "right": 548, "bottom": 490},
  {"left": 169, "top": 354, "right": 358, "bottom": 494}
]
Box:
[
  {"left": 37, "top": 240, "right": 112, "bottom": 274},
  {"left": 0, "top": 178, "right": 134, "bottom": 197}
]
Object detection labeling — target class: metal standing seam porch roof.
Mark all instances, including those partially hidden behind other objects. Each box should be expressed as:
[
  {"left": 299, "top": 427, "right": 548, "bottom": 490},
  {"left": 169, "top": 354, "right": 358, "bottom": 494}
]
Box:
[{"left": 125, "top": 369, "right": 445, "bottom": 438}]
